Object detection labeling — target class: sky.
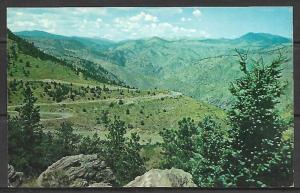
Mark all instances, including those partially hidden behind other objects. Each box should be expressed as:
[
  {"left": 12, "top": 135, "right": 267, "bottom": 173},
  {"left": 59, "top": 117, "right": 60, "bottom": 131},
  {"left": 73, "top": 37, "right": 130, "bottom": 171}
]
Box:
[{"left": 7, "top": 7, "right": 293, "bottom": 41}]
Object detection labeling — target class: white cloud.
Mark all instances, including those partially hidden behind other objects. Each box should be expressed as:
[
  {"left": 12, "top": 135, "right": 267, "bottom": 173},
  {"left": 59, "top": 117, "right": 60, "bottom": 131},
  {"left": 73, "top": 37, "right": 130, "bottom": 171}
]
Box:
[
  {"left": 11, "top": 21, "right": 36, "bottom": 28},
  {"left": 7, "top": 7, "right": 209, "bottom": 40},
  {"left": 181, "top": 17, "right": 192, "bottom": 22},
  {"left": 193, "top": 9, "right": 202, "bottom": 17},
  {"left": 129, "top": 12, "right": 158, "bottom": 22}
]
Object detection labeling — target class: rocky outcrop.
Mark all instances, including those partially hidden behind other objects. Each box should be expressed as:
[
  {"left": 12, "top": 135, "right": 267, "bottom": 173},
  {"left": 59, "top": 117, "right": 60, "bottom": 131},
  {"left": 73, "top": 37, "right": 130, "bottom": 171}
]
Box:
[
  {"left": 37, "top": 154, "right": 115, "bottom": 187},
  {"left": 8, "top": 165, "right": 23, "bottom": 187},
  {"left": 125, "top": 168, "right": 197, "bottom": 187}
]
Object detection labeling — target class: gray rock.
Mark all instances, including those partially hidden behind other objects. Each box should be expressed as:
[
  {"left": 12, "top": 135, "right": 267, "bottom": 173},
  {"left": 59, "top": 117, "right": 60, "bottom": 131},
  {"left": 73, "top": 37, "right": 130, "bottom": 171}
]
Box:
[
  {"left": 37, "top": 154, "right": 115, "bottom": 187},
  {"left": 125, "top": 168, "right": 197, "bottom": 187},
  {"left": 8, "top": 165, "right": 23, "bottom": 187}
]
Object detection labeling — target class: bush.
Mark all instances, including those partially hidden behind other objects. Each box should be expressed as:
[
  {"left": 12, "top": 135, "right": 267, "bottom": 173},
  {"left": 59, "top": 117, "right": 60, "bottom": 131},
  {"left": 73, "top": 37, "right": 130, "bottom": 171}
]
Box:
[
  {"left": 25, "top": 61, "right": 31, "bottom": 67},
  {"left": 118, "top": 99, "right": 124, "bottom": 105}
]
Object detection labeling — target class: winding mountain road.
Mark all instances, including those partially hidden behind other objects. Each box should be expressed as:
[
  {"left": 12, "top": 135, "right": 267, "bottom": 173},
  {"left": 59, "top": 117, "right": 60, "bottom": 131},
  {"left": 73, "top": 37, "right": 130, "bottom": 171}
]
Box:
[{"left": 8, "top": 90, "right": 183, "bottom": 121}]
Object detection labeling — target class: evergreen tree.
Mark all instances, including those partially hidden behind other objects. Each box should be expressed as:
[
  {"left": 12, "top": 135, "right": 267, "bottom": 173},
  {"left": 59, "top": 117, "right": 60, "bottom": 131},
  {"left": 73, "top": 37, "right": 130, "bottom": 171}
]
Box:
[
  {"left": 8, "top": 85, "right": 44, "bottom": 174},
  {"left": 53, "top": 122, "right": 80, "bottom": 158},
  {"left": 103, "top": 117, "right": 145, "bottom": 185},
  {"left": 224, "top": 50, "right": 293, "bottom": 187},
  {"left": 159, "top": 117, "right": 198, "bottom": 171},
  {"left": 191, "top": 116, "right": 228, "bottom": 187},
  {"left": 78, "top": 133, "right": 104, "bottom": 155}
]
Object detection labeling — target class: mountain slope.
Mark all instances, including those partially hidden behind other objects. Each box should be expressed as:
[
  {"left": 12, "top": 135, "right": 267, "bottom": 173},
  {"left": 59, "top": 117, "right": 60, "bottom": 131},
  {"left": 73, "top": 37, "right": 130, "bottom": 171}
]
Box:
[
  {"left": 16, "top": 31, "right": 293, "bottom": 109},
  {"left": 16, "top": 30, "right": 115, "bottom": 60},
  {"left": 8, "top": 30, "right": 122, "bottom": 84},
  {"left": 9, "top": 30, "right": 123, "bottom": 86}
]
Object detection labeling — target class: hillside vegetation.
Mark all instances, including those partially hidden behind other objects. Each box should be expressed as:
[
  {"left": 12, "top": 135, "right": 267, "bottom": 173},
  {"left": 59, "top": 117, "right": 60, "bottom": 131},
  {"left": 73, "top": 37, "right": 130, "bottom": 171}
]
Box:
[{"left": 17, "top": 31, "right": 292, "bottom": 109}]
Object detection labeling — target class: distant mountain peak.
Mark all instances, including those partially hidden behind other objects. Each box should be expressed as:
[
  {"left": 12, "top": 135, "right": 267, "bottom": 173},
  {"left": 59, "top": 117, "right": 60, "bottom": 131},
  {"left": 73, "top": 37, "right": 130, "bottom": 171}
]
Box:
[
  {"left": 237, "top": 32, "right": 291, "bottom": 44},
  {"left": 146, "top": 36, "right": 170, "bottom": 43}
]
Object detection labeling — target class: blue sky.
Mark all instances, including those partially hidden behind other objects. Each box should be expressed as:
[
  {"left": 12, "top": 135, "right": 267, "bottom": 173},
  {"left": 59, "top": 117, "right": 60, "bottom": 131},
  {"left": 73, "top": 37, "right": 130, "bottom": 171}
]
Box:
[{"left": 7, "top": 7, "right": 292, "bottom": 40}]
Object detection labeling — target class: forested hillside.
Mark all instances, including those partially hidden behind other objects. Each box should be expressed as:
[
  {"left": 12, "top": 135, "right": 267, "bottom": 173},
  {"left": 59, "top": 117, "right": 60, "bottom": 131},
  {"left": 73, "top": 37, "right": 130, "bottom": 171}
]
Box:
[{"left": 17, "top": 31, "right": 292, "bottom": 109}]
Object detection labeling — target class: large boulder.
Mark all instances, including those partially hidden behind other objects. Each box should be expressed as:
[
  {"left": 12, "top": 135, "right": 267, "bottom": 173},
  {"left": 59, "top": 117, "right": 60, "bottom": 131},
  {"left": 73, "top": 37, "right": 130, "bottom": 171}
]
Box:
[
  {"left": 8, "top": 165, "right": 23, "bottom": 187},
  {"left": 125, "top": 168, "right": 197, "bottom": 187},
  {"left": 37, "top": 154, "right": 115, "bottom": 187}
]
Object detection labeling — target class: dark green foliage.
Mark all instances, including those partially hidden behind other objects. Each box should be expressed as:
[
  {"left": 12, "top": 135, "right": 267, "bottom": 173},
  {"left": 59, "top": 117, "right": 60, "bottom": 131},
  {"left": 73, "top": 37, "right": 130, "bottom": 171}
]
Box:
[
  {"left": 159, "top": 118, "right": 198, "bottom": 172},
  {"left": 44, "top": 83, "right": 71, "bottom": 103},
  {"left": 103, "top": 117, "right": 146, "bottom": 185},
  {"left": 159, "top": 116, "right": 228, "bottom": 187},
  {"left": 78, "top": 133, "right": 104, "bottom": 155},
  {"left": 8, "top": 86, "right": 82, "bottom": 174},
  {"left": 53, "top": 122, "right": 81, "bottom": 157},
  {"left": 191, "top": 116, "right": 228, "bottom": 187},
  {"left": 8, "top": 85, "right": 44, "bottom": 174},
  {"left": 109, "top": 102, "right": 114, "bottom": 108},
  {"left": 118, "top": 99, "right": 124, "bottom": 105},
  {"left": 25, "top": 61, "right": 31, "bottom": 67},
  {"left": 224, "top": 51, "right": 293, "bottom": 187}
]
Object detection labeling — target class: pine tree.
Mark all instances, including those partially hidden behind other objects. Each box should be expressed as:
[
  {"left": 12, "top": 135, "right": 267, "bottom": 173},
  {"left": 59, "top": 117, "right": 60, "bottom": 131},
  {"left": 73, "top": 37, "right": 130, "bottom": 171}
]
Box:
[
  {"left": 225, "top": 50, "right": 293, "bottom": 187},
  {"left": 103, "top": 117, "right": 145, "bottom": 185},
  {"left": 159, "top": 117, "right": 198, "bottom": 171},
  {"left": 191, "top": 116, "right": 228, "bottom": 187},
  {"left": 8, "top": 84, "right": 44, "bottom": 174},
  {"left": 53, "top": 122, "right": 80, "bottom": 158},
  {"left": 78, "top": 133, "right": 104, "bottom": 155}
]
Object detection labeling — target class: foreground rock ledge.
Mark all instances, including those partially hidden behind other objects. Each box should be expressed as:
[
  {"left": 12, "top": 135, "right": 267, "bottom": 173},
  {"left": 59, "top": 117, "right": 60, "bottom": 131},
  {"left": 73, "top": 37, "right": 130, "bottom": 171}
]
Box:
[
  {"left": 125, "top": 168, "right": 197, "bottom": 187},
  {"left": 8, "top": 165, "right": 23, "bottom": 187},
  {"left": 37, "top": 154, "right": 115, "bottom": 187}
]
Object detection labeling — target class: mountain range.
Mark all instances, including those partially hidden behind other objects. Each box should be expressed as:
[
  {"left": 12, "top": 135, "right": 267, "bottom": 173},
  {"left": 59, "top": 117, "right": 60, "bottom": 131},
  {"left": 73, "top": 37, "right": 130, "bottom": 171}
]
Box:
[{"left": 14, "top": 30, "right": 293, "bottom": 108}]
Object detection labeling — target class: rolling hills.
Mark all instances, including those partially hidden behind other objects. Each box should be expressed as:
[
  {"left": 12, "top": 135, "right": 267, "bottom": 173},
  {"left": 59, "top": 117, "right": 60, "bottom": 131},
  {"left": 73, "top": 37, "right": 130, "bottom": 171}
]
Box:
[{"left": 16, "top": 30, "right": 293, "bottom": 110}]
